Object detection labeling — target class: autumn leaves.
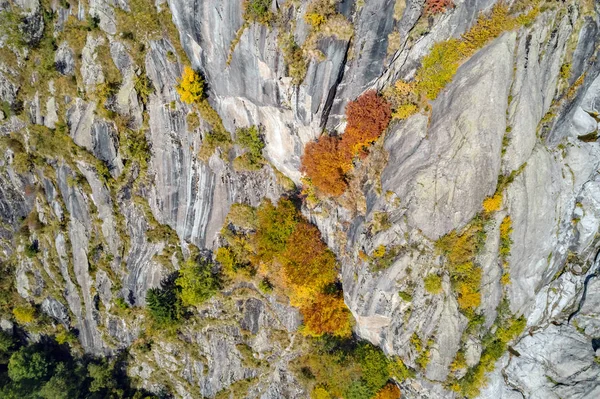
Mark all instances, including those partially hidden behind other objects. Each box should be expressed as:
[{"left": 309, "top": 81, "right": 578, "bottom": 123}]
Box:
[
  {"left": 301, "top": 91, "right": 392, "bottom": 197},
  {"left": 220, "top": 199, "right": 353, "bottom": 338}
]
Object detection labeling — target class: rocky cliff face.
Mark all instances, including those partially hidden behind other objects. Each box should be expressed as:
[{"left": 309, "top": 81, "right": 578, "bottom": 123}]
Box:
[{"left": 2, "top": 0, "right": 600, "bottom": 397}]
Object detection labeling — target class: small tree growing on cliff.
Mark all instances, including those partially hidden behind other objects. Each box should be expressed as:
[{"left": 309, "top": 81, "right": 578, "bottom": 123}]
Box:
[
  {"left": 146, "top": 274, "right": 182, "bottom": 325},
  {"left": 176, "top": 66, "right": 204, "bottom": 104},
  {"left": 176, "top": 258, "right": 221, "bottom": 307}
]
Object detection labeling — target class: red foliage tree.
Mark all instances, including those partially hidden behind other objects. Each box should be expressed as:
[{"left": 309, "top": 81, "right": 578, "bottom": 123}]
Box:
[
  {"left": 342, "top": 90, "right": 392, "bottom": 155},
  {"left": 300, "top": 135, "right": 349, "bottom": 196},
  {"left": 424, "top": 0, "right": 454, "bottom": 15}
]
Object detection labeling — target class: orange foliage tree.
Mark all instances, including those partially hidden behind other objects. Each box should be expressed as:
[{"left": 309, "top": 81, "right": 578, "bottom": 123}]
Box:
[
  {"left": 300, "top": 135, "right": 349, "bottom": 197},
  {"left": 374, "top": 383, "right": 402, "bottom": 399},
  {"left": 282, "top": 222, "right": 338, "bottom": 299},
  {"left": 300, "top": 90, "right": 391, "bottom": 196},
  {"left": 300, "top": 293, "right": 353, "bottom": 338}
]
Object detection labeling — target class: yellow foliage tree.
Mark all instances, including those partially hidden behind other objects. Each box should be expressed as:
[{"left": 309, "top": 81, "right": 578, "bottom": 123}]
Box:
[
  {"left": 177, "top": 66, "right": 204, "bottom": 104},
  {"left": 281, "top": 222, "right": 338, "bottom": 303},
  {"left": 456, "top": 281, "right": 481, "bottom": 310},
  {"left": 482, "top": 193, "right": 502, "bottom": 213},
  {"left": 13, "top": 305, "right": 36, "bottom": 324},
  {"left": 300, "top": 293, "right": 352, "bottom": 338},
  {"left": 311, "top": 386, "right": 331, "bottom": 399}
]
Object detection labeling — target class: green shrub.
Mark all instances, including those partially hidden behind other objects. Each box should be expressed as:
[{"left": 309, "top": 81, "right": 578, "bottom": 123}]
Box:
[
  {"left": 226, "top": 203, "right": 258, "bottom": 230},
  {"left": 279, "top": 33, "right": 308, "bottom": 85},
  {"left": 114, "top": 297, "right": 129, "bottom": 310},
  {"left": 146, "top": 274, "right": 182, "bottom": 325},
  {"left": 356, "top": 343, "right": 390, "bottom": 391},
  {"left": 13, "top": 305, "right": 36, "bottom": 324},
  {"left": 86, "top": 14, "right": 100, "bottom": 30},
  {"left": 258, "top": 277, "right": 273, "bottom": 293},
  {"left": 54, "top": 327, "right": 77, "bottom": 345},
  {"left": 435, "top": 218, "right": 485, "bottom": 311},
  {"left": 398, "top": 291, "right": 412, "bottom": 302},
  {"left": 236, "top": 125, "right": 265, "bottom": 167},
  {"left": 388, "top": 356, "right": 414, "bottom": 382},
  {"left": 369, "top": 246, "right": 401, "bottom": 272},
  {"left": 254, "top": 199, "right": 300, "bottom": 261},
  {"left": 424, "top": 274, "right": 442, "bottom": 294},
  {"left": 24, "top": 242, "right": 39, "bottom": 258},
  {"left": 411, "top": 333, "right": 422, "bottom": 353},
  {"left": 134, "top": 72, "right": 154, "bottom": 104},
  {"left": 233, "top": 153, "right": 261, "bottom": 171},
  {"left": 176, "top": 258, "right": 221, "bottom": 307},
  {"left": 245, "top": 0, "right": 273, "bottom": 24},
  {"left": 371, "top": 212, "right": 391, "bottom": 234},
  {"left": 345, "top": 380, "right": 373, "bottom": 399},
  {"left": 186, "top": 111, "right": 201, "bottom": 131}
]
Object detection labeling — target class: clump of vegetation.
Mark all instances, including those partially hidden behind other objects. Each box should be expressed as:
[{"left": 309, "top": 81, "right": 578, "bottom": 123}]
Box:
[
  {"left": 134, "top": 72, "right": 154, "bottom": 104},
  {"left": 374, "top": 382, "right": 401, "bottom": 399},
  {"left": 304, "top": 0, "right": 337, "bottom": 28},
  {"left": 482, "top": 192, "right": 502, "bottom": 213},
  {"left": 176, "top": 66, "right": 205, "bottom": 104},
  {"left": 145, "top": 273, "right": 183, "bottom": 326},
  {"left": 258, "top": 277, "right": 273, "bottom": 293},
  {"left": 398, "top": 291, "right": 413, "bottom": 302},
  {"left": 279, "top": 33, "right": 308, "bottom": 85},
  {"left": 218, "top": 198, "right": 353, "bottom": 338},
  {"left": 176, "top": 258, "right": 221, "bottom": 308},
  {"left": 24, "top": 241, "right": 40, "bottom": 258},
  {"left": 245, "top": 0, "right": 273, "bottom": 25},
  {"left": 343, "top": 91, "right": 393, "bottom": 155},
  {"left": 295, "top": 337, "right": 408, "bottom": 399},
  {"left": 385, "top": 3, "right": 541, "bottom": 119},
  {"left": 275, "top": 0, "right": 352, "bottom": 85},
  {"left": 13, "top": 305, "right": 36, "bottom": 325},
  {"left": 233, "top": 126, "right": 266, "bottom": 171},
  {"left": 449, "top": 300, "right": 526, "bottom": 398},
  {"left": 436, "top": 218, "right": 486, "bottom": 314},
  {"left": 174, "top": 66, "right": 233, "bottom": 158},
  {"left": 186, "top": 111, "right": 201, "bottom": 131},
  {"left": 301, "top": 91, "right": 392, "bottom": 196},
  {"left": 0, "top": 331, "right": 156, "bottom": 398},
  {"left": 410, "top": 333, "right": 432, "bottom": 370},
  {"left": 301, "top": 135, "right": 350, "bottom": 197},
  {"left": 226, "top": 203, "right": 258, "bottom": 230},
  {"left": 425, "top": 0, "right": 454, "bottom": 15},
  {"left": 499, "top": 216, "right": 513, "bottom": 285},
  {"left": 369, "top": 245, "right": 401, "bottom": 272},
  {"left": 372, "top": 212, "right": 392, "bottom": 234},
  {"left": 424, "top": 274, "right": 442, "bottom": 294},
  {"left": 383, "top": 80, "right": 419, "bottom": 120},
  {"left": 301, "top": 293, "right": 351, "bottom": 337}
]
